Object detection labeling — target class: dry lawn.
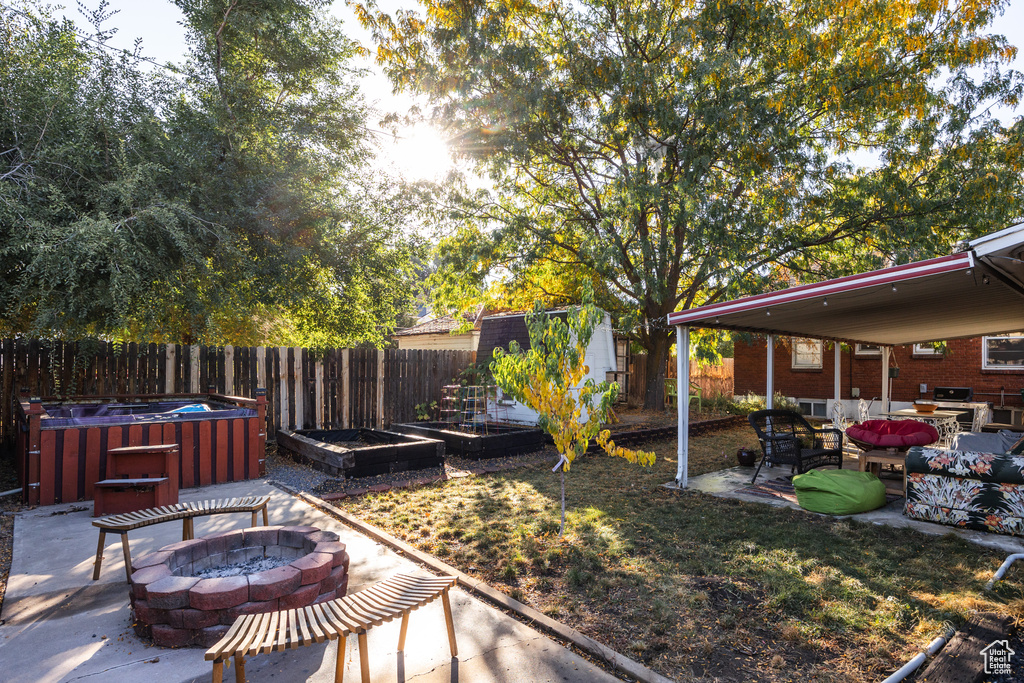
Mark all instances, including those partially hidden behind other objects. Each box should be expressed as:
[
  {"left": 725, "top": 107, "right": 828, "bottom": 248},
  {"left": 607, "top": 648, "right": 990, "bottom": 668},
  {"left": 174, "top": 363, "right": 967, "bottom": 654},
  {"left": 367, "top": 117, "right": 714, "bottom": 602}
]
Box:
[{"left": 335, "top": 425, "right": 1024, "bottom": 682}]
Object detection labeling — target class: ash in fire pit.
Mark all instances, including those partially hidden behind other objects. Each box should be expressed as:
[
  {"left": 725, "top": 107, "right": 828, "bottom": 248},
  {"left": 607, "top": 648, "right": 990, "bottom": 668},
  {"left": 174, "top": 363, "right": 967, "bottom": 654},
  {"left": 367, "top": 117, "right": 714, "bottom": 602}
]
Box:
[
  {"left": 193, "top": 555, "right": 293, "bottom": 579},
  {"left": 129, "top": 526, "right": 349, "bottom": 648}
]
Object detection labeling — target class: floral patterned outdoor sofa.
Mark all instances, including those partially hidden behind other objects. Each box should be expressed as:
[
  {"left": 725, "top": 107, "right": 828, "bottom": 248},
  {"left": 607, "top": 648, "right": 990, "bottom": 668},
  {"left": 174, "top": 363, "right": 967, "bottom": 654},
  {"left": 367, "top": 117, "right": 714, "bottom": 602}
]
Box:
[{"left": 905, "top": 443, "right": 1024, "bottom": 536}]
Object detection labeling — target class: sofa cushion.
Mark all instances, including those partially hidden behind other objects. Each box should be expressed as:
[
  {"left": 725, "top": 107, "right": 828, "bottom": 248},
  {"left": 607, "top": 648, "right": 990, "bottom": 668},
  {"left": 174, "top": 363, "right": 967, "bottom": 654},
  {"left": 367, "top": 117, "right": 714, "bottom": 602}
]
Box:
[{"left": 905, "top": 446, "right": 1024, "bottom": 484}]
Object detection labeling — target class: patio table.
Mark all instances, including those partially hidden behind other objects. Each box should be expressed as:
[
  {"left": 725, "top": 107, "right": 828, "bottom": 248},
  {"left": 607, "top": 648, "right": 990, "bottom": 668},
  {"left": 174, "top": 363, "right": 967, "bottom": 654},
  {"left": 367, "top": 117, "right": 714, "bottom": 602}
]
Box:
[{"left": 882, "top": 409, "right": 961, "bottom": 447}]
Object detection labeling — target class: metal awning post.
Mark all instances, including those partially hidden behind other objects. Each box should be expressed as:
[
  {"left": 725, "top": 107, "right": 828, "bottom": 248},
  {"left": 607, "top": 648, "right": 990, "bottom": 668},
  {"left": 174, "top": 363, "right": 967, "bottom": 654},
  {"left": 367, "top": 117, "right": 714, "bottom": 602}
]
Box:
[
  {"left": 881, "top": 346, "right": 891, "bottom": 413},
  {"left": 766, "top": 334, "right": 775, "bottom": 409},
  {"left": 834, "top": 343, "right": 842, "bottom": 415},
  {"left": 676, "top": 325, "right": 689, "bottom": 487}
]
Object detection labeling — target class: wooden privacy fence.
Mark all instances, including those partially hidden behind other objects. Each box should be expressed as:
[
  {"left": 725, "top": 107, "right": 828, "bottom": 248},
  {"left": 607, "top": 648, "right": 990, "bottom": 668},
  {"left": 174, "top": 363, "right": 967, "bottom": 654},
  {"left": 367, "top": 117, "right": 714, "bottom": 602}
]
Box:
[
  {"left": 628, "top": 354, "right": 734, "bottom": 406},
  {"left": 0, "top": 339, "right": 477, "bottom": 452}
]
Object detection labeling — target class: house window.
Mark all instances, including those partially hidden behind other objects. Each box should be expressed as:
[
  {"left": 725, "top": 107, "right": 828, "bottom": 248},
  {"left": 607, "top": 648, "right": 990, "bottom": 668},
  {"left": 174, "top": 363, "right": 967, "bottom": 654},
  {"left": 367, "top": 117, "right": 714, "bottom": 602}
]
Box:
[
  {"left": 983, "top": 335, "right": 1024, "bottom": 369},
  {"left": 855, "top": 344, "right": 881, "bottom": 356},
  {"left": 792, "top": 338, "right": 822, "bottom": 369},
  {"left": 913, "top": 342, "right": 944, "bottom": 356},
  {"left": 798, "top": 399, "right": 827, "bottom": 418}
]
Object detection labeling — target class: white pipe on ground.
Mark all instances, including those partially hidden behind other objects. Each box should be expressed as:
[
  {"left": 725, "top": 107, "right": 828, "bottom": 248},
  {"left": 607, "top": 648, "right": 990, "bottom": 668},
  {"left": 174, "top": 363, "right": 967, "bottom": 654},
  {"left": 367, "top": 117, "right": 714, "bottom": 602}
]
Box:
[
  {"left": 985, "top": 552, "right": 1024, "bottom": 591},
  {"left": 0, "top": 487, "right": 21, "bottom": 498},
  {"left": 883, "top": 551, "right": 1024, "bottom": 683},
  {"left": 880, "top": 627, "right": 955, "bottom": 683}
]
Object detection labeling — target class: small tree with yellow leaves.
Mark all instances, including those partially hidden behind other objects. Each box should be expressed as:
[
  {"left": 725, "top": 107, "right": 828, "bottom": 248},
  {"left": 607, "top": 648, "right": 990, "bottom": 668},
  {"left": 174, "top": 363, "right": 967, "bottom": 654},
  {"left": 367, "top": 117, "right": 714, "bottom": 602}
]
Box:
[{"left": 491, "top": 297, "right": 654, "bottom": 536}]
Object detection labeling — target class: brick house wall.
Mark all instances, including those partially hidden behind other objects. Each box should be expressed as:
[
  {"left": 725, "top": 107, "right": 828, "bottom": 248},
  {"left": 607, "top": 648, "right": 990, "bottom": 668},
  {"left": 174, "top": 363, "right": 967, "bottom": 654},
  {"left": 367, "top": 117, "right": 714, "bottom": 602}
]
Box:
[{"left": 734, "top": 336, "right": 1024, "bottom": 408}]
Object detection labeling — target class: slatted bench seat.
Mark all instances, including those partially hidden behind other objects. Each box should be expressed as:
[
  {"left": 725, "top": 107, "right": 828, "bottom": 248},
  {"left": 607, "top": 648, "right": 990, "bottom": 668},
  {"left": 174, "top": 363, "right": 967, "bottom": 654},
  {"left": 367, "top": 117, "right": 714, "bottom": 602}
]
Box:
[
  {"left": 92, "top": 495, "right": 271, "bottom": 582},
  {"left": 205, "top": 572, "right": 458, "bottom": 683}
]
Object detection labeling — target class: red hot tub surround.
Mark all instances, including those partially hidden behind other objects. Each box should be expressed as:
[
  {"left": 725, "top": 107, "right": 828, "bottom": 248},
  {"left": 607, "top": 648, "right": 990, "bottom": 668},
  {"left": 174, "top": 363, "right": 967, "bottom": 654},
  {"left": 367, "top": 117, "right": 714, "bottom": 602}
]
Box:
[
  {"left": 129, "top": 526, "right": 349, "bottom": 648},
  {"left": 15, "top": 392, "right": 267, "bottom": 507}
]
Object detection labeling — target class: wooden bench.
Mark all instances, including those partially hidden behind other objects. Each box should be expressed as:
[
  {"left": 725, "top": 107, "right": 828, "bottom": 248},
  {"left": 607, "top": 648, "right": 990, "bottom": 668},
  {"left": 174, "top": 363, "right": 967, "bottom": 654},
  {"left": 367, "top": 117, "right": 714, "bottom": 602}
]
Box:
[
  {"left": 205, "top": 572, "right": 458, "bottom": 683},
  {"left": 92, "top": 495, "right": 271, "bottom": 582}
]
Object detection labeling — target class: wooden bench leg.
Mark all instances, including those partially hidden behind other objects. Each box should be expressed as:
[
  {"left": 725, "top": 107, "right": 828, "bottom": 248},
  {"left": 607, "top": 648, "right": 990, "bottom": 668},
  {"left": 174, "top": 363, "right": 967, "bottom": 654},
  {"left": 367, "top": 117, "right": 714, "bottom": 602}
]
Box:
[
  {"left": 358, "top": 631, "right": 370, "bottom": 683},
  {"left": 335, "top": 634, "right": 346, "bottom": 683},
  {"left": 397, "top": 613, "right": 410, "bottom": 651},
  {"left": 233, "top": 654, "right": 245, "bottom": 683},
  {"left": 262, "top": 504, "right": 268, "bottom": 525},
  {"left": 441, "top": 590, "right": 458, "bottom": 657},
  {"left": 251, "top": 510, "right": 257, "bottom": 527},
  {"left": 211, "top": 658, "right": 224, "bottom": 683},
  {"left": 93, "top": 530, "right": 107, "bottom": 581},
  {"left": 119, "top": 532, "right": 133, "bottom": 582}
]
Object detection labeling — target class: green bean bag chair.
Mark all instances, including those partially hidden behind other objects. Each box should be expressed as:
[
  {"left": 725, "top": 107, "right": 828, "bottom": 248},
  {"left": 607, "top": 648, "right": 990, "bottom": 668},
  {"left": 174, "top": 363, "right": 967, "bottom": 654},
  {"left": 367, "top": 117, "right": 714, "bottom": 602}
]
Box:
[{"left": 792, "top": 469, "right": 887, "bottom": 515}]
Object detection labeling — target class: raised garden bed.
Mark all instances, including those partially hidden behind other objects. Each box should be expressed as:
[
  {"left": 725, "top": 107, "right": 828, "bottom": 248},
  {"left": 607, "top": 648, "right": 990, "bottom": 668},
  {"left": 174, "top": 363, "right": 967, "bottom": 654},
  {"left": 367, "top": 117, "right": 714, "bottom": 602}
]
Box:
[
  {"left": 277, "top": 428, "right": 443, "bottom": 478},
  {"left": 393, "top": 422, "right": 545, "bottom": 460}
]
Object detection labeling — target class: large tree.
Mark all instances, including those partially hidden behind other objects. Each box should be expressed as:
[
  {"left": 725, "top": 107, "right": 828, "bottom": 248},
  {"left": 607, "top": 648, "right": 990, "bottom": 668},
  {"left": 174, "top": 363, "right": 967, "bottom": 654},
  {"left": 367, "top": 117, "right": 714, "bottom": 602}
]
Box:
[
  {"left": 358, "top": 0, "right": 1024, "bottom": 408},
  {"left": 0, "top": 0, "right": 423, "bottom": 346}
]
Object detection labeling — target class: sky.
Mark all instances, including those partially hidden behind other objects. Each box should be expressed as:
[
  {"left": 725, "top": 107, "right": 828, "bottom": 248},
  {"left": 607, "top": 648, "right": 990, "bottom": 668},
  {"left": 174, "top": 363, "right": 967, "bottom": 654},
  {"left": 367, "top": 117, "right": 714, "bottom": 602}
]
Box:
[{"left": 56, "top": 0, "right": 1024, "bottom": 179}]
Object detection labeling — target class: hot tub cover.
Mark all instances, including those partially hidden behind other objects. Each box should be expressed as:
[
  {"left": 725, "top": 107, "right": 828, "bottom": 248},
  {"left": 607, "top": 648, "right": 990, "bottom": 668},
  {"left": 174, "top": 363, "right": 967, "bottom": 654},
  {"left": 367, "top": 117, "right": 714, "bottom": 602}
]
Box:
[{"left": 846, "top": 420, "right": 939, "bottom": 449}]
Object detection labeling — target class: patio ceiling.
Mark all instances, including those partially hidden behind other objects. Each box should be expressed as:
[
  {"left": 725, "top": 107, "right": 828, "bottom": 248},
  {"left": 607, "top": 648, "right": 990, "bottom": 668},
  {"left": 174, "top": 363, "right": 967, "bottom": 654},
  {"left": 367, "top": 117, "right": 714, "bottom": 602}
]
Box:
[{"left": 667, "top": 223, "right": 1024, "bottom": 345}]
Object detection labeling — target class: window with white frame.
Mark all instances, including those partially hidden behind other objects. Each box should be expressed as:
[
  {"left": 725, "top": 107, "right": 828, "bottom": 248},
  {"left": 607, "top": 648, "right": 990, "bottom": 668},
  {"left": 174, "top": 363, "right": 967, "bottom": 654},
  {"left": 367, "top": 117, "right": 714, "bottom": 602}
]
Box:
[
  {"left": 855, "top": 344, "right": 881, "bottom": 356},
  {"left": 913, "top": 342, "right": 944, "bottom": 356},
  {"left": 983, "top": 334, "right": 1024, "bottom": 369},
  {"left": 792, "top": 338, "right": 823, "bottom": 369}
]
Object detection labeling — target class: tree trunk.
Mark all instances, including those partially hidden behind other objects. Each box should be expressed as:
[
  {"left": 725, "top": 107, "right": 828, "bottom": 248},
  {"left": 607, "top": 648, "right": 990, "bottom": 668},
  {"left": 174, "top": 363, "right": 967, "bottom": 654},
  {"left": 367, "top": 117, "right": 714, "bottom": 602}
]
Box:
[
  {"left": 559, "top": 468, "right": 566, "bottom": 537},
  {"left": 642, "top": 332, "right": 673, "bottom": 410}
]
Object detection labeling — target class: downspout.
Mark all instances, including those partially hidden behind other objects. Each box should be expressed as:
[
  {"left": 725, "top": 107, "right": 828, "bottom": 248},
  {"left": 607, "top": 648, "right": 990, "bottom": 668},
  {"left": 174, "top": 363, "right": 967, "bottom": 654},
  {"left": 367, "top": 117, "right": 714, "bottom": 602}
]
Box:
[
  {"left": 766, "top": 335, "right": 775, "bottom": 409},
  {"left": 834, "top": 343, "right": 842, "bottom": 419},
  {"left": 676, "top": 325, "right": 689, "bottom": 487}
]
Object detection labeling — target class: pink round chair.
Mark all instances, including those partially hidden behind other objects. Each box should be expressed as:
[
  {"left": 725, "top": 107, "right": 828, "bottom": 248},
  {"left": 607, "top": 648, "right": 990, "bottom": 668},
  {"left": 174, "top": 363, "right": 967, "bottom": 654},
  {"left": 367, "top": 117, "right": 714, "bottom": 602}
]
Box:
[{"left": 845, "top": 420, "right": 940, "bottom": 451}]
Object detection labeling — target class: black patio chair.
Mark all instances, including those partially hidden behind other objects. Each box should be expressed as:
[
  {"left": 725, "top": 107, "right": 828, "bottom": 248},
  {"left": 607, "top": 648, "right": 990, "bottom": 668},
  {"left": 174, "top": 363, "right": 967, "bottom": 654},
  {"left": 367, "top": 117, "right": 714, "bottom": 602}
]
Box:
[{"left": 747, "top": 409, "right": 844, "bottom": 484}]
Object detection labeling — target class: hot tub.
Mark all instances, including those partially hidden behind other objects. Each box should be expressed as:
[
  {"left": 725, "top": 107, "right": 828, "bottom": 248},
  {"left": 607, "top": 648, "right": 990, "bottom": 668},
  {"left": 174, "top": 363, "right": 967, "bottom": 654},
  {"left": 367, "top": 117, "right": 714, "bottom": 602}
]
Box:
[{"left": 15, "top": 392, "right": 267, "bottom": 506}]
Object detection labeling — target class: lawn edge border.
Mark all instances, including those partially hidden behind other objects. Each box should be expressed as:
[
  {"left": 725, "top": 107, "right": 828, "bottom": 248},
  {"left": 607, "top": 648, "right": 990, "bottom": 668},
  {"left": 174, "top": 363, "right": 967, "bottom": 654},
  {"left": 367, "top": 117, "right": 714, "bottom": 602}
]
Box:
[{"left": 273, "top": 481, "right": 676, "bottom": 683}]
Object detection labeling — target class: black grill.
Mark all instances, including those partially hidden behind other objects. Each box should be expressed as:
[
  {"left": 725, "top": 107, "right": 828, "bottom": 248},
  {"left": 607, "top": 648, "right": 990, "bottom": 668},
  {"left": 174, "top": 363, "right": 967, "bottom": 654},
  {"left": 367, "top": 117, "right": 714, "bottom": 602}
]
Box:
[{"left": 933, "top": 387, "right": 973, "bottom": 402}]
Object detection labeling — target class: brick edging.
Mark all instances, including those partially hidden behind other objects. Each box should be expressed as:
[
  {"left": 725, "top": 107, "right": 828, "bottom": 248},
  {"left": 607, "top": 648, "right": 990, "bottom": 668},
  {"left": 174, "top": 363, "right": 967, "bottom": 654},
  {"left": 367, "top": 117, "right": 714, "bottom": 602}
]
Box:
[{"left": 272, "top": 481, "right": 676, "bottom": 683}]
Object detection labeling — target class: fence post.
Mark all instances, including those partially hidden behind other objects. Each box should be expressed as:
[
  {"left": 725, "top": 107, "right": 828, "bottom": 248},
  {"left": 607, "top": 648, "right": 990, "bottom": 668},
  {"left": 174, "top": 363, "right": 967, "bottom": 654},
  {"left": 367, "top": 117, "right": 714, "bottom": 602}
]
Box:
[
  {"left": 189, "top": 346, "right": 200, "bottom": 393},
  {"left": 293, "top": 348, "right": 304, "bottom": 430},
  {"left": 315, "top": 357, "right": 324, "bottom": 429},
  {"left": 278, "top": 346, "right": 290, "bottom": 430},
  {"left": 341, "top": 349, "right": 350, "bottom": 429},
  {"left": 224, "top": 345, "right": 234, "bottom": 395},
  {"left": 164, "top": 345, "right": 176, "bottom": 394},
  {"left": 376, "top": 350, "right": 385, "bottom": 429}
]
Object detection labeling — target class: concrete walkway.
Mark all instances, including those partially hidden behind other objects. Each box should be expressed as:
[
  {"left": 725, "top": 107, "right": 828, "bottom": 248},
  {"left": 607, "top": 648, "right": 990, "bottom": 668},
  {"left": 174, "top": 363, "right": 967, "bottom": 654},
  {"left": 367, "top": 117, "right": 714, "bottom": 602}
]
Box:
[
  {"left": 687, "top": 458, "right": 1024, "bottom": 555},
  {"left": 0, "top": 480, "right": 624, "bottom": 683}
]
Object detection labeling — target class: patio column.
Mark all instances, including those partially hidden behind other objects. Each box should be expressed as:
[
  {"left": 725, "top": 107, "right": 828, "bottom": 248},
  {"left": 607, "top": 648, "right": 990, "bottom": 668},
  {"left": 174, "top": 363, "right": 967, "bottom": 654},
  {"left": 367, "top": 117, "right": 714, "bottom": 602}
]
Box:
[
  {"left": 881, "top": 346, "right": 891, "bottom": 414},
  {"left": 834, "top": 343, "right": 842, "bottom": 414},
  {"left": 766, "top": 334, "right": 774, "bottom": 409},
  {"left": 676, "top": 325, "right": 689, "bottom": 488}
]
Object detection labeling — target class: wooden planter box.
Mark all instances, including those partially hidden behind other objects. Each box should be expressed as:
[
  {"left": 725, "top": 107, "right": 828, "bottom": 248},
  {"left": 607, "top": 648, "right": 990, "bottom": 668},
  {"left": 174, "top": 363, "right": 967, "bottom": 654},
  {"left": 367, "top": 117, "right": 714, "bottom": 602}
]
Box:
[
  {"left": 277, "top": 428, "right": 443, "bottom": 478},
  {"left": 392, "top": 422, "right": 545, "bottom": 460}
]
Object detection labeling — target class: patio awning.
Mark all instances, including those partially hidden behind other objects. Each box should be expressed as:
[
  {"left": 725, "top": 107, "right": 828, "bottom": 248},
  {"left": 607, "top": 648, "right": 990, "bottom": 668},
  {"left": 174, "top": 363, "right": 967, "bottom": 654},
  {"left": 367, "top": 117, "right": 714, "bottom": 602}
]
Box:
[
  {"left": 665, "top": 223, "right": 1024, "bottom": 489},
  {"left": 667, "top": 223, "right": 1024, "bottom": 346}
]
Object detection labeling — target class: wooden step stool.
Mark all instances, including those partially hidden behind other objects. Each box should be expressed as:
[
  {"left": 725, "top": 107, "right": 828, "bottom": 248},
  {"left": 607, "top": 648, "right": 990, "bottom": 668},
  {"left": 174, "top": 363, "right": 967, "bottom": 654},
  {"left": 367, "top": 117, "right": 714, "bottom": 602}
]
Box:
[{"left": 93, "top": 444, "right": 179, "bottom": 516}]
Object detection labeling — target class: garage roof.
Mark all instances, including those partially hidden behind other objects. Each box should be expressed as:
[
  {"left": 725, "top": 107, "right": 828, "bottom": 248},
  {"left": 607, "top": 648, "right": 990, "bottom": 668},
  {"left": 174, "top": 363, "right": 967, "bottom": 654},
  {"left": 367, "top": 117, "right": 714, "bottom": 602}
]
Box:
[{"left": 667, "top": 223, "right": 1024, "bottom": 345}]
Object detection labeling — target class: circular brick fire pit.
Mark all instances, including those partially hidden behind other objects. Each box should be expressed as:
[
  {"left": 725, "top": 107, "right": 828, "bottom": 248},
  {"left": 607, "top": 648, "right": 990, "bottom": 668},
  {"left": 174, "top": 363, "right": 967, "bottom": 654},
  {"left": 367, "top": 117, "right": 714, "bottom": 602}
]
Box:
[{"left": 129, "top": 526, "right": 349, "bottom": 647}]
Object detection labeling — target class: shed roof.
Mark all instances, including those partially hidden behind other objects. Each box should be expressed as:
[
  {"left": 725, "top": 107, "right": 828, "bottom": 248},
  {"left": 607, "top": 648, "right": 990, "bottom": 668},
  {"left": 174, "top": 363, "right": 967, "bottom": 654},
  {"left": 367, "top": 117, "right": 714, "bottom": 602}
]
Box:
[{"left": 667, "top": 223, "right": 1024, "bottom": 345}]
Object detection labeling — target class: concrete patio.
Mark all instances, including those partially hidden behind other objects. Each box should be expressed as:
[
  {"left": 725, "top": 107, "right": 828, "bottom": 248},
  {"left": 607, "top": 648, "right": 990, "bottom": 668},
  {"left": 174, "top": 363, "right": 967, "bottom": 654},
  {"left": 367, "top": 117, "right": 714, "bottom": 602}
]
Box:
[
  {"left": 0, "top": 479, "right": 624, "bottom": 683},
  {"left": 687, "top": 453, "right": 1024, "bottom": 555}
]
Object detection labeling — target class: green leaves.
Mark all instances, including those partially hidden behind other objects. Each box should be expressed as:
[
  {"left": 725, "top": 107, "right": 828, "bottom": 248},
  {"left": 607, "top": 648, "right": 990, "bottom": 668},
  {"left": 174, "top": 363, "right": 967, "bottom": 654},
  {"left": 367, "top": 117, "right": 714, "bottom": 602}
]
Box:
[
  {"left": 1, "top": 1, "right": 422, "bottom": 346},
  {"left": 364, "top": 0, "right": 1024, "bottom": 407}
]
